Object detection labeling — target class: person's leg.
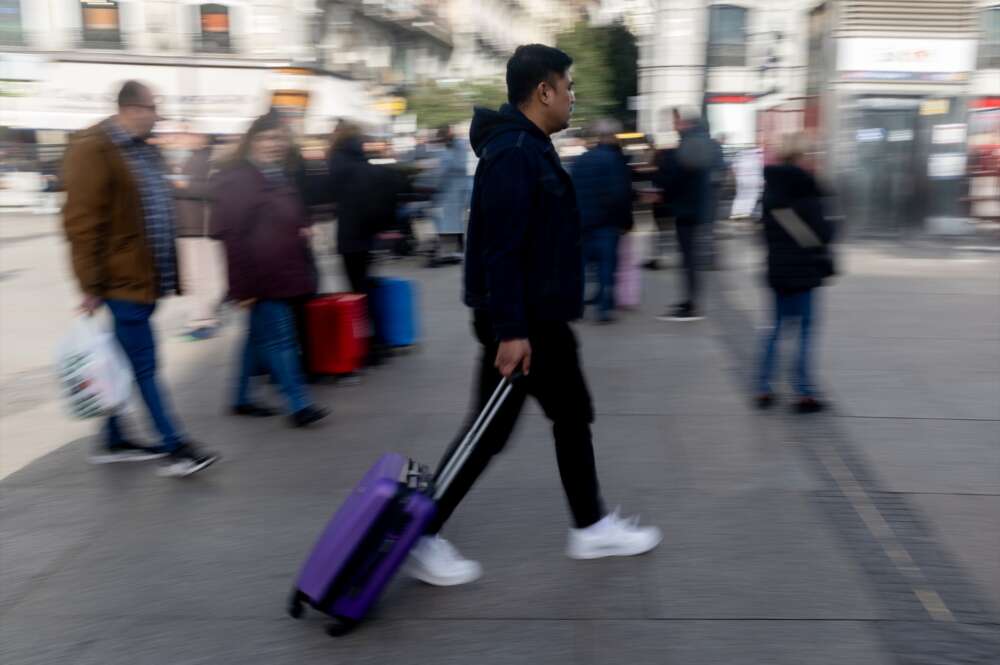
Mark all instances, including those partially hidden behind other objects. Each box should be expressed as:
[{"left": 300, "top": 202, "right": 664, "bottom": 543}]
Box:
[
  {"left": 286, "top": 294, "right": 313, "bottom": 378},
  {"left": 795, "top": 290, "right": 815, "bottom": 398},
  {"left": 427, "top": 312, "right": 528, "bottom": 534},
  {"left": 528, "top": 322, "right": 604, "bottom": 528},
  {"left": 105, "top": 299, "right": 183, "bottom": 451},
  {"left": 582, "top": 232, "right": 599, "bottom": 307},
  {"left": 757, "top": 290, "right": 786, "bottom": 396},
  {"left": 597, "top": 228, "right": 619, "bottom": 318},
  {"left": 252, "top": 300, "right": 312, "bottom": 414},
  {"left": 675, "top": 222, "right": 696, "bottom": 307},
  {"left": 342, "top": 252, "right": 367, "bottom": 295},
  {"left": 233, "top": 307, "right": 259, "bottom": 408}
]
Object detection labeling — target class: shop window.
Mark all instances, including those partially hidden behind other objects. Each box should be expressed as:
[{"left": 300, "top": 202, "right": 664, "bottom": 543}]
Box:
[
  {"left": 707, "top": 5, "right": 748, "bottom": 67},
  {"left": 197, "top": 3, "right": 231, "bottom": 53},
  {"left": 980, "top": 6, "right": 1000, "bottom": 69},
  {"left": 80, "top": 0, "right": 122, "bottom": 48}
]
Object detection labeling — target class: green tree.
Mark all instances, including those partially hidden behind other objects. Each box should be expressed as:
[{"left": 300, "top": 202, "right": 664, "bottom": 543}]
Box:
[
  {"left": 406, "top": 79, "right": 506, "bottom": 129},
  {"left": 556, "top": 20, "right": 638, "bottom": 130}
]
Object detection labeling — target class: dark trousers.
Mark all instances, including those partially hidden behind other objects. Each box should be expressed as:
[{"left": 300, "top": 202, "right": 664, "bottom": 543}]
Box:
[
  {"left": 428, "top": 311, "right": 605, "bottom": 534},
  {"left": 583, "top": 227, "right": 620, "bottom": 319},
  {"left": 341, "top": 251, "right": 372, "bottom": 295},
  {"left": 675, "top": 220, "right": 699, "bottom": 307},
  {"left": 285, "top": 294, "right": 314, "bottom": 376},
  {"left": 235, "top": 300, "right": 311, "bottom": 414}
]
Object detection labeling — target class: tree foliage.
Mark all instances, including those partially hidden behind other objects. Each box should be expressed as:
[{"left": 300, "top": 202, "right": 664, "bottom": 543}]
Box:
[
  {"left": 406, "top": 79, "right": 506, "bottom": 129},
  {"left": 556, "top": 20, "right": 638, "bottom": 130}
]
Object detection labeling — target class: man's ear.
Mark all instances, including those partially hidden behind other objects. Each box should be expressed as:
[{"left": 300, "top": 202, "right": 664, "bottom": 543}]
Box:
[{"left": 536, "top": 81, "right": 550, "bottom": 106}]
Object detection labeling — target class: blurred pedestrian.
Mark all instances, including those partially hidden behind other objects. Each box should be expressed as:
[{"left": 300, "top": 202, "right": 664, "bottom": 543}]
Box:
[
  {"left": 211, "top": 112, "right": 328, "bottom": 428},
  {"left": 653, "top": 107, "right": 723, "bottom": 321},
  {"left": 174, "top": 133, "right": 226, "bottom": 341},
  {"left": 570, "top": 119, "right": 634, "bottom": 323},
  {"left": 426, "top": 125, "right": 472, "bottom": 268},
  {"left": 62, "top": 80, "right": 219, "bottom": 477},
  {"left": 755, "top": 133, "right": 835, "bottom": 414},
  {"left": 326, "top": 120, "right": 410, "bottom": 362},
  {"left": 267, "top": 108, "right": 321, "bottom": 379},
  {"left": 404, "top": 44, "right": 661, "bottom": 588}
]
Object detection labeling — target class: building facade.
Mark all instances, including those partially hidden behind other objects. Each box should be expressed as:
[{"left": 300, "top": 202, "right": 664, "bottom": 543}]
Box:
[
  {"left": 0, "top": 0, "right": 379, "bottom": 136},
  {"left": 637, "top": 0, "right": 1000, "bottom": 235}
]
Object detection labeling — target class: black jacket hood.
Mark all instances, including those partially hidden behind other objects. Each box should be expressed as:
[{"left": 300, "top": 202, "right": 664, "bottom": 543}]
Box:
[{"left": 469, "top": 104, "right": 549, "bottom": 157}]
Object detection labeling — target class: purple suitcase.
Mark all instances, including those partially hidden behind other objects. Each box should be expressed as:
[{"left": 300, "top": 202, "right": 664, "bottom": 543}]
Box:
[{"left": 289, "top": 377, "right": 516, "bottom": 636}]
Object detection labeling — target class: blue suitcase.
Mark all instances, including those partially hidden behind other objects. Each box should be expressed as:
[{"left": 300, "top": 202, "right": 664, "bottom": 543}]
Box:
[{"left": 371, "top": 277, "right": 419, "bottom": 347}]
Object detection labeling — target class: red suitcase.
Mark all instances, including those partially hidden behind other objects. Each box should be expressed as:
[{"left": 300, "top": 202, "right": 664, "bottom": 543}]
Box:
[{"left": 306, "top": 294, "right": 369, "bottom": 375}]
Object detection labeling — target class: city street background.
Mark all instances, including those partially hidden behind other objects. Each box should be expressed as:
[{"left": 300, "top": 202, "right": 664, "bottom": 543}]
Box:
[{"left": 2, "top": 212, "right": 998, "bottom": 663}]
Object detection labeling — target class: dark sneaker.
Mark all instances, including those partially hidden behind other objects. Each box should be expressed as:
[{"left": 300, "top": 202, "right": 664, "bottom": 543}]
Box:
[
  {"left": 89, "top": 441, "right": 169, "bottom": 465},
  {"left": 657, "top": 304, "right": 704, "bottom": 322},
  {"left": 795, "top": 397, "right": 825, "bottom": 414},
  {"left": 291, "top": 405, "right": 329, "bottom": 428},
  {"left": 231, "top": 403, "right": 279, "bottom": 418},
  {"left": 755, "top": 393, "right": 776, "bottom": 410},
  {"left": 156, "top": 443, "right": 219, "bottom": 478}
]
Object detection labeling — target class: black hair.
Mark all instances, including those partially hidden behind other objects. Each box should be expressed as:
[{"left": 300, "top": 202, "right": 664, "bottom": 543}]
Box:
[
  {"left": 117, "top": 80, "right": 150, "bottom": 108},
  {"left": 505, "top": 44, "right": 573, "bottom": 107}
]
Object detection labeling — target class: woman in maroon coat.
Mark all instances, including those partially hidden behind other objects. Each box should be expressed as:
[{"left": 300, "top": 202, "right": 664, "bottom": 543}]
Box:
[{"left": 211, "top": 112, "right": 327, "bottom": 427}]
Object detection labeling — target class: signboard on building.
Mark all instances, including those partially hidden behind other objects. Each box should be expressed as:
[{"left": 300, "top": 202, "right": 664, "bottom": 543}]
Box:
[{"left": 837, "top": 38, "right": 977, "bottom": 82}]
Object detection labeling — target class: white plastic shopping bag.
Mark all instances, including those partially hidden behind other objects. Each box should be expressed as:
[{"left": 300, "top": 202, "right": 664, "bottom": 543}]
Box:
[{"left": 55, "top": 317, "right": 132, "bottom": 419}]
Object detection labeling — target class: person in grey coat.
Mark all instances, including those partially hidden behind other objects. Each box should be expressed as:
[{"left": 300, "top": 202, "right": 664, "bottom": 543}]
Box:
[{"left": 427, "top": 126, "right": 473, "bottom": 268}]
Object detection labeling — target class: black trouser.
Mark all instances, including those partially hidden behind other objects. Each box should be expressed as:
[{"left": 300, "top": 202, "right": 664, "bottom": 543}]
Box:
[
  {"left": 285, "top": 294, "right": 315, "bottom": 376},
  {"left": 341, "top": 251, "right": 372, "bottom": 295},
  {"left": 428, "top": 311, "right": 605, "bottom": 534},
  {"left": 675, "top": 220, "right": 699, "bottom": 307}
]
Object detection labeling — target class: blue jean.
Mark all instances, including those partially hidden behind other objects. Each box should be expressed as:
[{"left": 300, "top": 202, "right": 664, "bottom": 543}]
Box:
[
  {"left": 583, "top": 227, "right": 620, "bottom": 319},
  {"left": 234, "top": 300, "right": 311, "bottom": 414},
  {"left": 757, "top": 289, "right": 816, "bottom": 397},
  {"left": 104, "top": 299, "right": 183, "bottom": 450}
]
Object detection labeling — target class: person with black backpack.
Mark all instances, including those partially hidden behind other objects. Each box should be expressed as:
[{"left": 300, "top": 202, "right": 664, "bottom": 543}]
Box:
[{"left": 755, "top": 133, "right": 836, "bottom": 414}]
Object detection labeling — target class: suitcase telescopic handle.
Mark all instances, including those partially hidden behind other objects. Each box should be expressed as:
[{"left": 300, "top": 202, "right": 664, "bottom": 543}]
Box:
[{"left": 432, "top": 372, "right": 523, "bottom": 501}]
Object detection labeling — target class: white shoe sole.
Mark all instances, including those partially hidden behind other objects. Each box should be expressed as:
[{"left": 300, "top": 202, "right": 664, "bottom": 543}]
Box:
[
  {"left": 403, "top": 563, "right": 482, "bottom": 587},
  {"left": 656, "top": 315, "right": 705, "bottom": 322},
  {"left": 566, "top": 533, "right": 663, "bottom": 560},
  {"left": 89, "top": 452, "right": 169, "bottom": 464},
  {"left": 156, "top": 456, "right": 219, "bottom": 478}
]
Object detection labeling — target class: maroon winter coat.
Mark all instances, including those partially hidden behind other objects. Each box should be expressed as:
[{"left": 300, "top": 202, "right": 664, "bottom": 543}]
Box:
[{"left": 210, "top": 161, "right": 317, "bottom": 301}]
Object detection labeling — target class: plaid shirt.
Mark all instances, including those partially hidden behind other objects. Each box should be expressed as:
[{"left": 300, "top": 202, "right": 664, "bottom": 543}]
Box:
[{"left": 103, "top": 119, "right": 178, "bottom": 296}]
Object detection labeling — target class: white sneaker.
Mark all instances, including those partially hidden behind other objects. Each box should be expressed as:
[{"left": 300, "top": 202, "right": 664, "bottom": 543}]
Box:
[
  {"left": 566, "top": 509, "right": 663, "bottom": 560},
  {"left": 404, "top": 536, "right": 483, "bottom": 586}
]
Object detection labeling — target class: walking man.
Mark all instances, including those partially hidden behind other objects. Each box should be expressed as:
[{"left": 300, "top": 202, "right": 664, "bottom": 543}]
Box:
[
  {"left": 404, "top": 45, "right": 661, "bottom": 586},
  {"left": 570, "top": 119, "right": 634, "bottom": 323},
  {"left": 654, "top": 107, "right": 723, "bottom": 321},
  {"left": 62, "top": 80, "right": 219, "bottom": 477}
]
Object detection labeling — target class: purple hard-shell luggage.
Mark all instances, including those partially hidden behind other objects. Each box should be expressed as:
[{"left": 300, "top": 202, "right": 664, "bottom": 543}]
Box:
[{"left": 289, "top": 377, "right": 517, "bottom": 636}]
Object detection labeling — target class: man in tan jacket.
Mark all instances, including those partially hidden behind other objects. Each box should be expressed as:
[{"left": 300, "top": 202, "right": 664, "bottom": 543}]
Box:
[{"left": 63, "top": 80, "right": 218, "bottom": 477}]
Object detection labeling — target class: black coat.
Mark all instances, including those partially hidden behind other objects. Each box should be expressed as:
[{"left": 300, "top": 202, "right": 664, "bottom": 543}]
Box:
[
  {"left": 570, "top": 143, "right": 633, "bottom": 233},
  {"left": 464, "top": 104, "right": 584, "bottom": 341},
  {"left": 327, "top": 139, "right": 410, "bottom": 254},
  {"left": 652, "top": 126, "right": 724, "bottom": 225},
  {"left": 761, "top": 164, "right": 836, "bottom": 293}
]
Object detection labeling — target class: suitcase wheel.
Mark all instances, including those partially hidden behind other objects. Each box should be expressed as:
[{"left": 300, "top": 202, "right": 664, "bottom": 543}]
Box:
[
  {"left": 326, "top": 617, "right": 357, "bottom": 637},
  {"left": 287, "top": 589, "right": 306, "bottom": 619}
]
